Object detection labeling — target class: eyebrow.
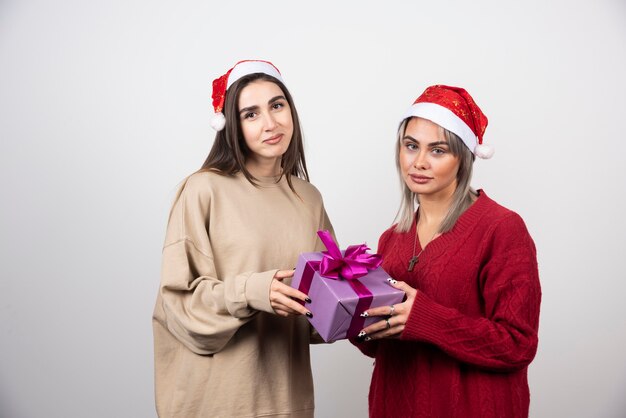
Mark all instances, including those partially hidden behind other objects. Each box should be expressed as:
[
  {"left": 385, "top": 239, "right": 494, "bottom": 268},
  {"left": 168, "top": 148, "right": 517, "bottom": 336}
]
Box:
[
  {"left": 402, "top": 135, "right": 449, "bottom": 147},
  {"left": 239, "top": 95, "right": 286, "bottom": 116}
]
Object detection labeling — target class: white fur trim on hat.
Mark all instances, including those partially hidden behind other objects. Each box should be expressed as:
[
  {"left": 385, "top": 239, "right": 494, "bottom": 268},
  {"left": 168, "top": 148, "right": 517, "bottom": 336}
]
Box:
[
  {"left": 402, "top": 102, "right": 477, "bottom": 154},
  {"left": 227, "top": 61, "right": 283, "bottom": 89}
]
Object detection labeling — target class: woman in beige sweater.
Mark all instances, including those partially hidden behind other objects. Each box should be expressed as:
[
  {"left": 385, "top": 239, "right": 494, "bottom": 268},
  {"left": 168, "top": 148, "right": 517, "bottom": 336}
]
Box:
[{"left": 152, "top": 60, "right": 334, "bottom": 418}]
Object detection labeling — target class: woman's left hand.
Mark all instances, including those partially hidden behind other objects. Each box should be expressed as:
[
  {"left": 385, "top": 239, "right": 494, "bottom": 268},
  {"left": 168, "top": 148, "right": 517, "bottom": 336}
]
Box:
[{"left": 357, "top": 280, "right": 417, "bottom": 341}]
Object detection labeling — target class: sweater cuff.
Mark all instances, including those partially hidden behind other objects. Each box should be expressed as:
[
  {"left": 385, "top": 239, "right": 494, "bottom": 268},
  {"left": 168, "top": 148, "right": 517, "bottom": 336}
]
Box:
[
  {"left": 401, "top": 291, "right": 452, "bottom": 343},
  {"left": 245, "top": 270, "right": 278, "bottom": 314}
]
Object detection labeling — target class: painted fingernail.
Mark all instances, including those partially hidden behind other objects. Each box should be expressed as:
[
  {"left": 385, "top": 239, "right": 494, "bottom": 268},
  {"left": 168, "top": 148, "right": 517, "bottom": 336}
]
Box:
[
  {"left": 305, "top": 297, "right": 312, "bottom": 303},
  {"left": 357, "top": 331, "right": 366, "bottom": 338},
  {"left": 387, "top": 278, "right": 398, "bottom": 285},
  {"left": 360, "top": 312, "right": 369, "bottom": 318},
  {"left": 305, "top": 311, "right": 313, "bottom": 318}
]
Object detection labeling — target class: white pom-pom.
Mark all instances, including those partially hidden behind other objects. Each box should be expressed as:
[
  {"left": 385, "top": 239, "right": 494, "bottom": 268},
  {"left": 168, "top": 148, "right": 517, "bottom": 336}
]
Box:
[
  {"left": 210, "top": 112, "right": 226, "bottom": 131},
  {"left": 474, "top": 143, "right": 495, "bottom": 159}
]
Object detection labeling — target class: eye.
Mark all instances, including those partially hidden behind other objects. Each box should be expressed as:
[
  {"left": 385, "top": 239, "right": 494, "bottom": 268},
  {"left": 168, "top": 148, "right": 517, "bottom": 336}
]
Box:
[
  {"left": 243, "top": 111, "right": 257, "bottom": 120},
  {"left": 431, "top": 147, "right": 447, "bottom": 155},
  {"left": 272, "top": 101, "right": 285, "bottom": 110},
  {"left": 403, "top": 140, "right": 418, "bottom": 151}
]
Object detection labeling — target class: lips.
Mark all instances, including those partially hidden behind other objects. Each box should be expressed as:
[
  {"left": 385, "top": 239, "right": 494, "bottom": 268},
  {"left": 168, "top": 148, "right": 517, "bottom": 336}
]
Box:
[
  {"left": 263, "top": 134, "right": 282, "bottom": 145},
  {"left": 409, "top": 174, "right": 433, "bottom": 184}
]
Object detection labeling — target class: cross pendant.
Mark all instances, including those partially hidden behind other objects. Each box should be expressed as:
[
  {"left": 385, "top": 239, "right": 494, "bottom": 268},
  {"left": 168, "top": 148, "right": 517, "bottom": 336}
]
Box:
[{"left": 407, "top": 255, "right": 418, "bottom": 272}]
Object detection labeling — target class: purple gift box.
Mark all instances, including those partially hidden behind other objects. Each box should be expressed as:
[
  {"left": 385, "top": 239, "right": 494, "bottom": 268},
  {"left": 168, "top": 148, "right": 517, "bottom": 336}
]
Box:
[{"left": 291, "top": 231, "right": 405, "bottom": 342}]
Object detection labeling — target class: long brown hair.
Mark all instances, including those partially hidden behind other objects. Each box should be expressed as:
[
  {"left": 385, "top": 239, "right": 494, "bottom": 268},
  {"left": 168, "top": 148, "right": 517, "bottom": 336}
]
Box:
[
  {"left": 394, "top": 117, "right": 477, "bottom": 233},
  {"left": 199, "top": 73, "right": 309, "bottom": 193}
]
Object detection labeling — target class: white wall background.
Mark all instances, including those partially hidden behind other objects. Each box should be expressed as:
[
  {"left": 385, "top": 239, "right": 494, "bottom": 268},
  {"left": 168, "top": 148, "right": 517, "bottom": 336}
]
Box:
[{"left": 1, "top": 1, "right": 625, "bottom": 417}]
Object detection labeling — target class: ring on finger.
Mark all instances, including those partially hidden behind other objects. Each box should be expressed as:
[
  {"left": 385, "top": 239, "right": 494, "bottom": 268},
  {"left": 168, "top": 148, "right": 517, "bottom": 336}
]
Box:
[
  {"left": 389, "top": 305, "right": 395, "bottom": 315},
  {"left": 385, "top": 318, "right": 391, "bottom": 329}
]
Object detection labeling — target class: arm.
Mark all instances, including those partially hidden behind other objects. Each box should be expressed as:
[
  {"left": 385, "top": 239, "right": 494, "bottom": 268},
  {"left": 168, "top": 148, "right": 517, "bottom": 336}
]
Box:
[
  {"left": 156, "top": 175, "right": 308, "bottom": 356},
  {"left": 360, "top": 215, "right": 541, "bottom": 372},
  {"left": 403, "top": 214, "right": 541, "bottom": 371},
  {"left": 158, "top": 237, "right": 274, "bottom": 355}
]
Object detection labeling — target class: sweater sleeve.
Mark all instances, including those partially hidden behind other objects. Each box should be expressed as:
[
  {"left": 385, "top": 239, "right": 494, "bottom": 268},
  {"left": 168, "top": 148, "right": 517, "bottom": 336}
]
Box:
[
  {"left": 315, "top": 205, "right": 335, "bottom": 247},
  {"left": 401, "top": 213, "right": 541, "bottom": 372},
  {"left": 156, "top": 175, "right": 277, "bottom": 356}
]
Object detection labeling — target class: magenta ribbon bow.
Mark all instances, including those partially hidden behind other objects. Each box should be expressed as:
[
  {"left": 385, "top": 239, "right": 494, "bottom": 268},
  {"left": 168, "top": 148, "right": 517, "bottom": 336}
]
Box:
[
  {"left": 296, "top": 231, "right": 384, "bottom": 339},
  {"left": 317, "top": 230, "right": 382, "bottom": 280}
]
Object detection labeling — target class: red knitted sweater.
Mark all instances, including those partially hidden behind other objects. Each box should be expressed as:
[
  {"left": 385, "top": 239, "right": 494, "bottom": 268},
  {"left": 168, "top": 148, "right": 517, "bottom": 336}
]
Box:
[{"left": 354, "top": 191, "right": 541, "bottom": 418}]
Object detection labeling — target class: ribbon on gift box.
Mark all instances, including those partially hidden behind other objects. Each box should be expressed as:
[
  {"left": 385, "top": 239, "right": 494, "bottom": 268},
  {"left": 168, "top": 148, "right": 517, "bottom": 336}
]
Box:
[{"left": 297, "top": 230, "right": 383, "bottom": 338}]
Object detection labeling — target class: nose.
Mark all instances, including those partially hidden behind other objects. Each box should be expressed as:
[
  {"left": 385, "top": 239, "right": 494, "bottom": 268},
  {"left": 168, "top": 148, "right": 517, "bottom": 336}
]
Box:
[
  {"left": 263, "top": 112, "right": 277, "bottom": 131},
  {"left": 413, "top": 150, "right": 429, "bottom": 169}
]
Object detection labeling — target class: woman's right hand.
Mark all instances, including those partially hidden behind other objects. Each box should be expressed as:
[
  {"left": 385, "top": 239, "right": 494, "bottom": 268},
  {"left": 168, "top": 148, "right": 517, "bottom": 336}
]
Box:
[
  {"left": 270, "top": 270, "right": 313, "bottom": 318},
  {"left": 357, "top": 279, "right": 416, "bottom": 340}
]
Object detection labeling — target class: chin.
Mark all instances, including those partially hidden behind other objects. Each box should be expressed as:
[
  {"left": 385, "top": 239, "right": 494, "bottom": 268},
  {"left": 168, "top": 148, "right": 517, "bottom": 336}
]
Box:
[
  {"left": 411, "top": 186, "right": 445, "bottom": 197},
  {"left": 406, "top": 184, "right": 430, "bottom": 194}
]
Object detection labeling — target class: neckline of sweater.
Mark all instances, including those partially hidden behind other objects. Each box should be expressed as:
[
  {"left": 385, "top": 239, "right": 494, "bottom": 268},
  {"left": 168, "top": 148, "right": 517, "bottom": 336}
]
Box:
[{"left": 415, "top": 189, "right": 491, "bottom": 256}]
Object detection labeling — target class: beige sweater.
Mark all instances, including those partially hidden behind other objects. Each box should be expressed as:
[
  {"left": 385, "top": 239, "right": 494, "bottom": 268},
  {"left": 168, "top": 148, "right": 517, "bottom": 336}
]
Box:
[{"left": 152, "top": 171, "right": 333, "bottom": 418}]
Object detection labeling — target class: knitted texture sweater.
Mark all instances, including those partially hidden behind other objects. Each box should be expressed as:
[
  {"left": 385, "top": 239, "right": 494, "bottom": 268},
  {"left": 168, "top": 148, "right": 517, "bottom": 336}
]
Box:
[{"left": 355, "top": 191, "right": 541, "bottom": 418}]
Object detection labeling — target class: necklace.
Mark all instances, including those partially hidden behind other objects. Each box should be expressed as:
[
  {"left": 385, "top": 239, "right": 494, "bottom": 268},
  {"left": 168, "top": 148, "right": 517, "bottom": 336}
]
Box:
[{"left": 407, "top": 215, "right": 438, "bottom": 272}]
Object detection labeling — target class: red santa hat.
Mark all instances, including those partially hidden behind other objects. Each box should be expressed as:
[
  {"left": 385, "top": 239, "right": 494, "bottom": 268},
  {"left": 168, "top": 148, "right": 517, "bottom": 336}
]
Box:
[
  {"left": 402, "top": 85, "right": 494, "bottom": 159},
  {"left": 210, "top": 60, "right": 284, "bottom": 131}
]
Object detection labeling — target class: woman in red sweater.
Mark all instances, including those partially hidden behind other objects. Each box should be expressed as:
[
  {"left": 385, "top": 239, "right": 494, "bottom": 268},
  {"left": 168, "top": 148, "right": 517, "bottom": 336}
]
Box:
[{"left": 353, "top": 85, "right": 541, "bottom": 418}]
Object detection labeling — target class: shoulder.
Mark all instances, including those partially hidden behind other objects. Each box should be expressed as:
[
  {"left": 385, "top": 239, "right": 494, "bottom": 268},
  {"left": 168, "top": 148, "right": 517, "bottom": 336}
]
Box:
[
  {"left": 168, "top": 171, "right": 233, "bottom": 213},
  {"left": 183, "top": 170, "right": 232, "bottom": 190},
  {"left": 177, "top": 170, "right": 235, "bottom": 198},
  {"left": 377, "top": 224, "right": 399, "bottom": 253},
  {"left": 478, "top": 191, "right": 527, "bottom": 229},
  {"left": 380, "top": 224, "right": 399, "bottom": 239},
  {"left": 477, "top": 191, "right": 534, "bottom": 247},
  {"left": 289, "top": 176, "right": 324, "bottom": 203}
]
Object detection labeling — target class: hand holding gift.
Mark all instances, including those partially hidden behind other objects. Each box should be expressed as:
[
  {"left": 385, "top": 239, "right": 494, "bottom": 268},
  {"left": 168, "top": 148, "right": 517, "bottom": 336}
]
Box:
[
  {"left": 270, "top": 269, "right": 313, "bottom": 318},
  {"left": 356, "top": 279, "right": 417, "bottom": 341},
  {"left": 291, "top": 231, "right": 405, "bottom": 342}
]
